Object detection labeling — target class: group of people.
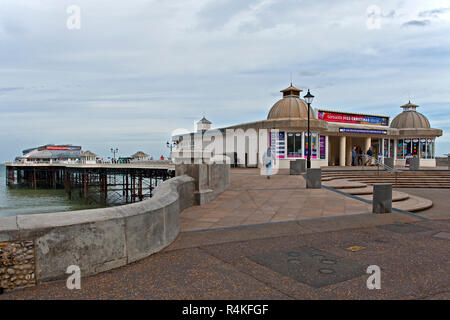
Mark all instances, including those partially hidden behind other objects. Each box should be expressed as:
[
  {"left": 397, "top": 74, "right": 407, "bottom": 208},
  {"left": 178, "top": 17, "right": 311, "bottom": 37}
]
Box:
[{"left": 352, "top": 145, "right": 376, "bottom": 166}]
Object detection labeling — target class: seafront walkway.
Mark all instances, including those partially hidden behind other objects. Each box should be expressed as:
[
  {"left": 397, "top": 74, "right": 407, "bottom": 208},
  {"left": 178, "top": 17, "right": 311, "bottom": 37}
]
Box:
[
  {"left": 180, "top": 168, "right": 373, "bottom": 232},
  {"left": 1, "top": 167, "right": 449, "bottom": 299}
]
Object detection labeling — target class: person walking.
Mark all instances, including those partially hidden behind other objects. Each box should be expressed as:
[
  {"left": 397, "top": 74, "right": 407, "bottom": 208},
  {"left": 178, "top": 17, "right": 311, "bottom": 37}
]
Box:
[
  {"left": 367, "top": 146, "right": 374, "bottom": 166},
  {"left": 352, "top": 146, "right": 357, "bottom": 166},
  {"left": 357, "top": 146, "right": 363, "bottom": 166},
  {"left": 263, "top": 147, "right": 276, "bottom": 179}
]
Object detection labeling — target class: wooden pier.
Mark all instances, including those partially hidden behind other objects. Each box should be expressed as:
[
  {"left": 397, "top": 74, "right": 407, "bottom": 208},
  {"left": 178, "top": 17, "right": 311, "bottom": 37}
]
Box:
[{"left": 4, "top": 162, "right": 175, "bottom": 205}]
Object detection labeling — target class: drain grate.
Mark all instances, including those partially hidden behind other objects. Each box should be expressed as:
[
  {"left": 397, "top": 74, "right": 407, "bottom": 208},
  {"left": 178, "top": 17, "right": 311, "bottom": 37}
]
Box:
[
  {"left": 248, "top": 247, "right": 366, "bottom": 288},
  {"left": 377, "top": 223, "right": 431, "bottom": 234}
]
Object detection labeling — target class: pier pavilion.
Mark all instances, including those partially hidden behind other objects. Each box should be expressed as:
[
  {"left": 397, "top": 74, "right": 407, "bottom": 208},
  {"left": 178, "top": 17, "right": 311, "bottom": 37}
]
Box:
[{"left": 172, "top": 84, "right": 443, "bottom": 168}]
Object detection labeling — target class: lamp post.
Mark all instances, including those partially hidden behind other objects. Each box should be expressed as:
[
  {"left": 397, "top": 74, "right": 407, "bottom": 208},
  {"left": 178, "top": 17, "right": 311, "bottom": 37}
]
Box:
[
  {"left": 166, "top": 141, "right": 177, "bottom": 158},
  {"left": 304, "top": 89, "right": 315, "bottom": 169},
  {"left": 110, "top": 148, "right": 118, "bottom": 162}
]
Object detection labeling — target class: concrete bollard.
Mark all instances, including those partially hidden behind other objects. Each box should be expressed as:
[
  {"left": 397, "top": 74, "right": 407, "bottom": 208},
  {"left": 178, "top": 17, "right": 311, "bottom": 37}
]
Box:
[
  {"left": 409, "top": 157, "right": 420, "bottom": 171},
  {"left": 290, "top": 159, "right": 306, "bottom": 175},
  {"left": 306, "top": 168, "right": 321, "bottom": 189},
  {"left": 384, "top": 157, "right": 394, "bottom": 169},
  {"left": 372, "top": 184, "right": 392, "bottom": 214}
]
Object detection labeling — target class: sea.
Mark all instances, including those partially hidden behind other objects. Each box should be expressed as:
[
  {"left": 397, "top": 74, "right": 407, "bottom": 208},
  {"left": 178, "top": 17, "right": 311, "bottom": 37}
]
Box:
[{"left": 0, "top": 164, "right": 102, "bottom": 218}]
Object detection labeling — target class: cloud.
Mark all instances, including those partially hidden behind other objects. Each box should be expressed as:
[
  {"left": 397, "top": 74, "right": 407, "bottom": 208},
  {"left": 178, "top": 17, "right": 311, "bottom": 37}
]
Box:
[
  {"left": 418, "top": 7, "right": 450, "bottom": 18},
  {"left": 0, "top": 0, "right": 449, "bottom": 161},
  {"left": 402, "top": 20, "right": 431, "bottom": 27}
]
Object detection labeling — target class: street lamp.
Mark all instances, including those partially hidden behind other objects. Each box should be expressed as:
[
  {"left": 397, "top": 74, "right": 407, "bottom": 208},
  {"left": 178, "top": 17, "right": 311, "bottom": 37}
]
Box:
[
  {"left": 304, "top": 89, "right": 315, "bottom": 169},
  {"left": 166, "top": 141, "right": 177, "bottom": 157},
  {"left": 110, "top": 148, "right": 118, "bottom": 162}
]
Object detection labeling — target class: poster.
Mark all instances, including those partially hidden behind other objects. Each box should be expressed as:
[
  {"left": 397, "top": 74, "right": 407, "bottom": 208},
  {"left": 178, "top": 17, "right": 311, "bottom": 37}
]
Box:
[{"left": 319, "top": 111, "right": 389, "bottom": 126}]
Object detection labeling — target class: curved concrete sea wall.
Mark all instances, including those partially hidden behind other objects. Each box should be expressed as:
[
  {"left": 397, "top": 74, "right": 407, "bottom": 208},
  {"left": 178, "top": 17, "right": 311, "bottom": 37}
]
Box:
[{"left": 0, "top": 175, "right": 198, "bottom": 290}]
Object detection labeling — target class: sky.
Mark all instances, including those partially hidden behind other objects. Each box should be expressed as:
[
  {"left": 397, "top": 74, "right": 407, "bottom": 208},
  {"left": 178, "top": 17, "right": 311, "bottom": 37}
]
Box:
[{"left": 0, "top": 0, "right": 449, "bottom": 162}]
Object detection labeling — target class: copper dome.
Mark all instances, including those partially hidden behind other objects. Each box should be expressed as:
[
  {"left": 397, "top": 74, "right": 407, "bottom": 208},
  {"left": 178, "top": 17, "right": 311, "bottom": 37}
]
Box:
[
  {"left": 267, "top": 84, "right": 316, "bottom": 120},
  {"left": 390, "top": 101, "right": 430, "bottom": 129}
]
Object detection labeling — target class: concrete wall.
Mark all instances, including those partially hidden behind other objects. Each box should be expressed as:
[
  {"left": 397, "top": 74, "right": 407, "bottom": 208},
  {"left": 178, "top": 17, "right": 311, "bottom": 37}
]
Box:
[
  {"left": 175, "top": 163, "right": 230, "bottom": 205},
  {"left": 1, "top": 175, "right": 196, "bottom": 288}
]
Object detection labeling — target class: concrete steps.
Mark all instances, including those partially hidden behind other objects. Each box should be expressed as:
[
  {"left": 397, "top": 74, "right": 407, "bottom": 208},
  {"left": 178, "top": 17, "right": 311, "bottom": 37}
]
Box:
[
  {"left": 323, "top": 177, "right": 433, "bottom": 212},
  {"left": 321, "top": 170, "right": 450, "bottom": 189}
]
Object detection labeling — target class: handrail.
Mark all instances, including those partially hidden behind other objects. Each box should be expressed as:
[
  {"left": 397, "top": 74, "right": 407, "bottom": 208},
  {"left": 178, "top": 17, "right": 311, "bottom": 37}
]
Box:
[{"left": 362, "top": 155, "right": 400, "bottom": 173}]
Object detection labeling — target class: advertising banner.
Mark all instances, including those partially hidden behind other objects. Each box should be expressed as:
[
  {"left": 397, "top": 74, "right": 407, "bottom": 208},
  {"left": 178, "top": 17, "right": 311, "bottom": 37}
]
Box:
[
  {"left": 318, "top": 111, "right": 388, "bottom": 126},
  {"left": 339, "top": 128, "right": 387, "bottom": 135}
]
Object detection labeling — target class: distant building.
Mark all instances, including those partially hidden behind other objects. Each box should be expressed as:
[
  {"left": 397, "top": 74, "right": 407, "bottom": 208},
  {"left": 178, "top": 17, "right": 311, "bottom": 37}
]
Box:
[
  {"left": 172, "top": 84, "right": 443, "bottom": 168},
  {"left": 16, "top": 144, "right": 101, "bottom": 164},
  {"left": 81, "top": 151, "right": 98, "bottom": 164},
  {"left": 131, "top": 151, "right": 149, "bottom": 161}
]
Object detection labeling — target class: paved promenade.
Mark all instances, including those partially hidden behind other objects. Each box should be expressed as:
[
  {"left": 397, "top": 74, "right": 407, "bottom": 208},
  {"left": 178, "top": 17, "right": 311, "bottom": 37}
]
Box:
[{"left": 181, "top": 168, "right": 372, "bottom": 232}]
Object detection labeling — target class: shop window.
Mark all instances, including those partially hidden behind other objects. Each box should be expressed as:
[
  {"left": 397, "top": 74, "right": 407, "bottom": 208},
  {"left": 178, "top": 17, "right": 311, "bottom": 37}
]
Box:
[
  {"left": 304, "top": 133, "right": 318, "bottom": 159},
  {"left": 412, "top": 138, "right": 419, "bottom": 156},
  {"left": 420, "top": 139, "right": 426, "bottom": 159},
  {"left": 383, "top": 139, "right": 389, "bottom": 157},
  {"left": 397, "top": 139, "right": 404, "bottom": 159},
  {"left": 389, "top": 139, "right": 394, "bottom": 158},
  {"left": 287, "top": 132, "right": 302, "bottom": 157}
]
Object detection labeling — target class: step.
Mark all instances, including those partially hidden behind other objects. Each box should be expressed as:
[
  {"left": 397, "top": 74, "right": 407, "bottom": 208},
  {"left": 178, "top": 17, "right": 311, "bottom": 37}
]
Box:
[
  {"left": 392, "top": 195, "right": 433, "bottom": 212},
  {"left": 323, "top": 179, "right": 367, "bottom": 189},
  {"left": 358, "top": 191, "right": 409, "bottom": 202}
]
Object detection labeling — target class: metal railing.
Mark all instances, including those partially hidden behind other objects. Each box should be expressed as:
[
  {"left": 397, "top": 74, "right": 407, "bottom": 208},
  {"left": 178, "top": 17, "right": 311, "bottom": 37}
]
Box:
[{"left": 361, "top": 154, "right": 400, "bottom": 185}]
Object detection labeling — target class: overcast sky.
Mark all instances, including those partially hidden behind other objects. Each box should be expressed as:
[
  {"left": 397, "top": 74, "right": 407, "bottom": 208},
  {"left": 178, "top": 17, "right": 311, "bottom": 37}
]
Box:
[{"left": 1, "top": 0, "right": 449, "bottom": 162}]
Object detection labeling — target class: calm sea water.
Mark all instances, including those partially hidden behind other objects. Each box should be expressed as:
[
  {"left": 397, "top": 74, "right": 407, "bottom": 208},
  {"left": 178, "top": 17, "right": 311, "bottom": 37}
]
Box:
[{"left": 0, "top": 164, "right": 102, "bottom": 218}]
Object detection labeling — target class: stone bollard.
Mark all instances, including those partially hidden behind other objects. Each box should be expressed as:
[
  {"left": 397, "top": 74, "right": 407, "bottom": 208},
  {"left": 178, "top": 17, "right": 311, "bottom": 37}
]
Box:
[
  {"left": 384, "top": 157, "right": 394, "bottom": 169},
  {"left": 372, "top": 184, "right": 392, "bottom": 214},
  {"left": 290, "top": 159, "right": 306, "bottom": 175},
  {"left": 409, "top": 157, "right": 420, "bottom": 171},
  {"left": 306, "top": 168, "right": 321, "bottom": 189}
]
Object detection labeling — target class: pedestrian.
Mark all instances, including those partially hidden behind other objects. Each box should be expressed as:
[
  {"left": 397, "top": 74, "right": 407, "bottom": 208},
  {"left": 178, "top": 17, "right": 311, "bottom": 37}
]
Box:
[
  {"left": 160, "top": 155, "right": 164, "bottom": 160},
  {"left": 263, "top": 147, "right": 276, "bottom": 179},
  {"left": 367, "top": 146, "right": 374, "bottom": 166},
  {"left": 352, "top": 146, "right": 357, "bottom": 166},
  {"left": 357, "top": 146, "right": 363, "bottom": 166}
]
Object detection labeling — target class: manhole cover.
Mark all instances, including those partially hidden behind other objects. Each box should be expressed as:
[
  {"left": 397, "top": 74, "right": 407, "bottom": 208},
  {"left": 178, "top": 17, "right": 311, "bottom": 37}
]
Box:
[
  {"left": 288, "top": 252, "right": 300, "bottom": 257},
  {"left": 377, "top": 223, "right": 431, "bottom": 234},
  {"left": 248, "top": 247, "right": 366, "bottom": 288}
]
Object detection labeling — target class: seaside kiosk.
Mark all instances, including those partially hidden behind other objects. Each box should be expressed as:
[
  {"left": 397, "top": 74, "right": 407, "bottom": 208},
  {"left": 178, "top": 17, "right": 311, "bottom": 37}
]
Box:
[{"left": 172, "top": 85, "right": 442, "bottom": 168}]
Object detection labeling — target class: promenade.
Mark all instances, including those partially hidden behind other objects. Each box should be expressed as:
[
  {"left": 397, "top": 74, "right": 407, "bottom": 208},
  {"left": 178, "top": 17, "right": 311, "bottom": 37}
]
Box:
[{"left": 1, "top": 168, "right": 449, "bottom": 300}]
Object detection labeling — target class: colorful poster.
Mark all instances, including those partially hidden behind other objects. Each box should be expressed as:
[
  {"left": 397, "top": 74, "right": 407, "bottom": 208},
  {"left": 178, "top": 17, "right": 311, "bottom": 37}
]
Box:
[
  {"left": 318, "top": 111, "right": 389, "bottom": 126},
  {"left": 269, "top": 131, "right": 285, "bottom": 159},
  {"left": 319, "top": 136, "right": 326, "bottom": 160}
]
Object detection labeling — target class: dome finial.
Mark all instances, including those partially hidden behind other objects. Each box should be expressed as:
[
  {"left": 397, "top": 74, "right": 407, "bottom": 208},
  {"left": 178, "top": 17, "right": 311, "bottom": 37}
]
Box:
[{"left": 280, "top": 83, "right": 302, "bottom": 97}]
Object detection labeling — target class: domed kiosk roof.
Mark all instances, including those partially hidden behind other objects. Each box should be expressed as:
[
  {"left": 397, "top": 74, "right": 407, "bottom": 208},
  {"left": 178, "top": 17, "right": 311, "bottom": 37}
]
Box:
[
  {"left": 390, "top": 101, "right": 430, "bottom": 129},
  {"left": 267, "top": 84, "right": 315, "bottom": 120}
]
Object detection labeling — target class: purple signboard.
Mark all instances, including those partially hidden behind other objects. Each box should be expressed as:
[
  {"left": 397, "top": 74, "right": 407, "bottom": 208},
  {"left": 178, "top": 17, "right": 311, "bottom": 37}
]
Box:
[{"left": 320, "top": 136, "right": 326, "bottom": 160}]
